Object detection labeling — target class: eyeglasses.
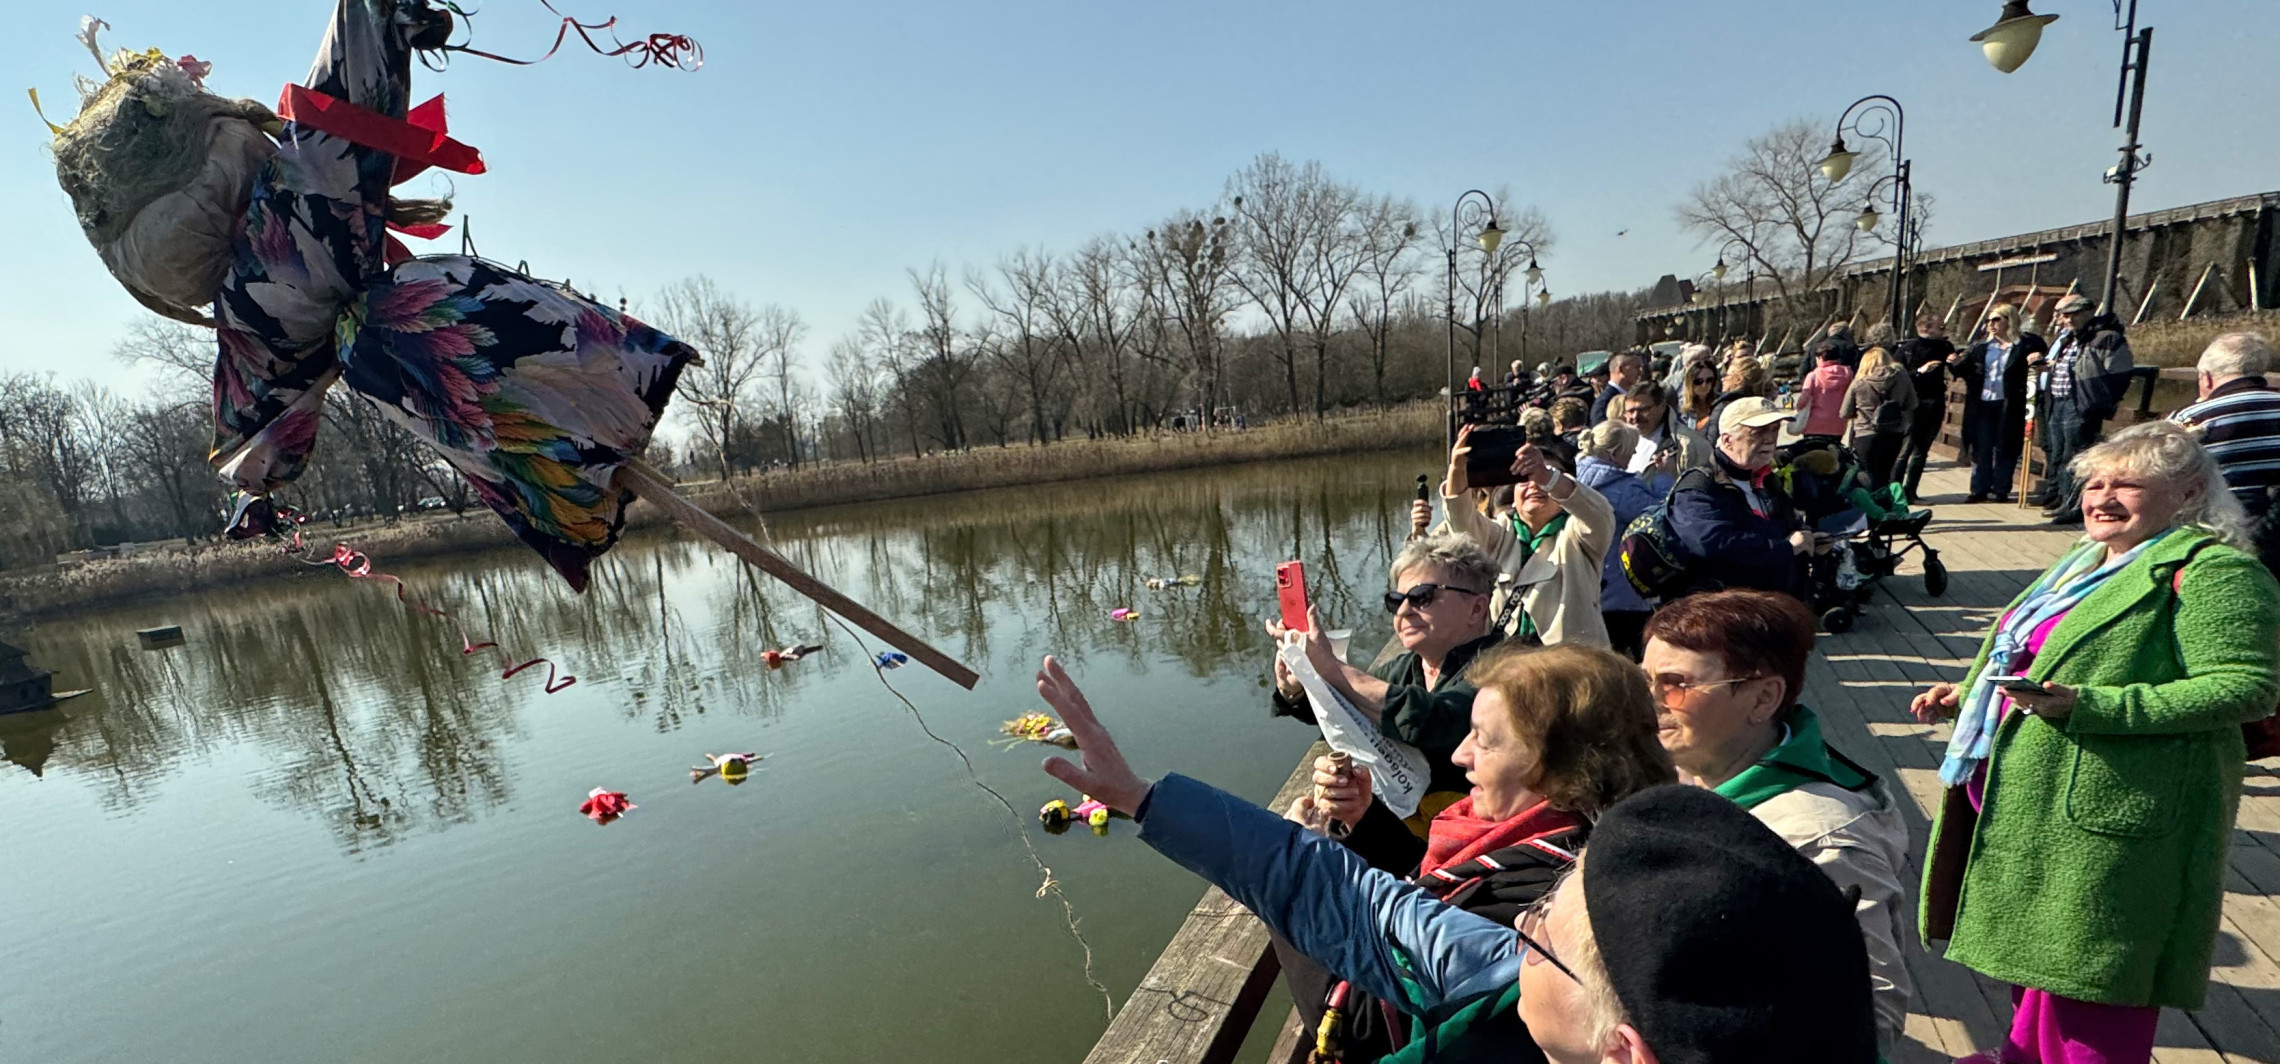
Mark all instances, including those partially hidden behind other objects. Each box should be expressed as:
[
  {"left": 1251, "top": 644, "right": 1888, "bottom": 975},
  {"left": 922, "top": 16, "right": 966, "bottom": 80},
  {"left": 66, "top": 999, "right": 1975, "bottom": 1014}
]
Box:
[
  {"left": 1515, "top": 897, "right": 1579, "bottom": 983},
  {"left": 1382, "top": 583, "right": 1485, "bottom": 614},
  {"left": 1646, "top": 672, "right": 1763, "bottom": 710}
]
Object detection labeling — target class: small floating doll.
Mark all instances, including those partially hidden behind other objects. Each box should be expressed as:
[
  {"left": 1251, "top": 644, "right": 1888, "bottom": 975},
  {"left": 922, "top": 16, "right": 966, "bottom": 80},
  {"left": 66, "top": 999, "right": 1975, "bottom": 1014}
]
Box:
[
  {"left": 873, "top": 651, "right": 910, "bottom": 670},
  {"left": 1109, "top": 607, "right": 1139, "bottom": 622},
  {"left": 579, "top": 787, "right": 634, "bottom": 824},
  {"left": 690, "top": 751, "right": 763, "bottom": 785},
  {"left": 760, "top": 644, "right": 824, "bottom": 669},
  {"left": 1038, "top": 796, "right": 1128, "bottom": 836}
]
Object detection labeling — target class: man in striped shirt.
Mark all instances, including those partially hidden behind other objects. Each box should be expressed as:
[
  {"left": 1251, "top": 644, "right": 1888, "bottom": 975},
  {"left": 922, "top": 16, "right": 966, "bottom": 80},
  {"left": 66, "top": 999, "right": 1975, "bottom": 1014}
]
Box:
[{"left": 2170, "top": 332, "right": 2280, "bottom": 518}]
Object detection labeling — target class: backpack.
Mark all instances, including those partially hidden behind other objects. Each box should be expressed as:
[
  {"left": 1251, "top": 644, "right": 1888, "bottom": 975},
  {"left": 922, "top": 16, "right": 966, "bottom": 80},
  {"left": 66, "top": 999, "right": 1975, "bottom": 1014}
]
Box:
[{"left": 1619, "top": 470, "right": 1710, "bottom": 599}]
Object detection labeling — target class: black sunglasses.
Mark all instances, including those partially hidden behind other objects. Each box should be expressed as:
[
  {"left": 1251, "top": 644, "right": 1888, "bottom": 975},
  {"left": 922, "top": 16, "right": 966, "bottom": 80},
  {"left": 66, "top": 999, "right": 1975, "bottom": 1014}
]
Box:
[{"left": 1383, "top": 583, "right": 1484, "bottom": 614}]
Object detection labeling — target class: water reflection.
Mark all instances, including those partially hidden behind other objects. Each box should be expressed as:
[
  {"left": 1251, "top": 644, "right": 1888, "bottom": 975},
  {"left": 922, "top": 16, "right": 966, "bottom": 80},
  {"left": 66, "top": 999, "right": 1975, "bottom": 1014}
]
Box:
[{"left": 13, "top": 450, "right": 1434, "bottom": 853}]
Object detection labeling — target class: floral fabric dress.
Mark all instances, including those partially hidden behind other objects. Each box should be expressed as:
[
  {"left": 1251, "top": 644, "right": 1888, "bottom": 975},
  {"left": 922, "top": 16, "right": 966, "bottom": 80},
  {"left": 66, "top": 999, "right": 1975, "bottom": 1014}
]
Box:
[{"left": 210, "top": 0, "right": 695, "bottom": 590}]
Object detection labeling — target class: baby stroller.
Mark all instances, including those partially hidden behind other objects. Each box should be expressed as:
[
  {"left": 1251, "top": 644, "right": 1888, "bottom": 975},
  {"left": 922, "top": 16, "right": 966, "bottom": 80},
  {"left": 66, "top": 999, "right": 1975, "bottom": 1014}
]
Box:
[{"left": 1775, "top": 439, "right": 1948, "bottom": 633}]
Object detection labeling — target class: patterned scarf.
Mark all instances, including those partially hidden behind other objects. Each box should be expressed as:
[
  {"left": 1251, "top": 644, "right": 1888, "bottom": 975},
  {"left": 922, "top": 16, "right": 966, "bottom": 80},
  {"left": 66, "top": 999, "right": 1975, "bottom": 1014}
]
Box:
[
  {"left": 1938, "top": 532, "right": 2168, "bottom": 785},
  {"left": 1419, "top": 796, "right": 1584, "bottom": 879}
]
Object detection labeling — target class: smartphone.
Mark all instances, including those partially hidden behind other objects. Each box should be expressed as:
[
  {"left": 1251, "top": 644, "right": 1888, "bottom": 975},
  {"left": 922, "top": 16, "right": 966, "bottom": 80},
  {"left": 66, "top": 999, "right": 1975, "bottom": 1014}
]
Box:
[
  {"left": 1275, "top": 560, "right": 1310, "bottom": 632},
  {"left": 1415, "top": 474, "right": 1431, "bottom": 503},
  {"left": 1986, "top": 674, "right": 2044, "bottom": 695},
  {"left": 1462, "top": 425, "right": 1531, "bottom": 488}
]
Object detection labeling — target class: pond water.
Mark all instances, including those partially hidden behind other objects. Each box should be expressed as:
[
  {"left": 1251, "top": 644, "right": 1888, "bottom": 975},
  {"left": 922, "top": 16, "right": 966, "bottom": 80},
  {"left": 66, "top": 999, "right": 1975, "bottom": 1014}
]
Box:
[{"left": 1, "top": 448, "right": 1439, "bottom": 1064}]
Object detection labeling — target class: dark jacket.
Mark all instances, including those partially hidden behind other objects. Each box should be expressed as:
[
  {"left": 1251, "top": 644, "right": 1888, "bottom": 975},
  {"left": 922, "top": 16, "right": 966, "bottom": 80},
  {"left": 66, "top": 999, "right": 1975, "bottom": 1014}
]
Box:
[
  {"left": 1272, "top": 632, "right": 1501, "bottom": 798},
  {"left": 1668, "top": 456, "right": 1805, "bottom": 599},
  {"left": 1900, "top": 336, "right": 1956, "bottom": 435},
  {"left": 1953, "top": 331, "right": 2043, "bottom": 434},
  {"left": 1280, "top": 805, "right": 1585, "bottom": 1064},
  {"left": 2051, "top": 313, "right": 2136, "bottom": 420}
]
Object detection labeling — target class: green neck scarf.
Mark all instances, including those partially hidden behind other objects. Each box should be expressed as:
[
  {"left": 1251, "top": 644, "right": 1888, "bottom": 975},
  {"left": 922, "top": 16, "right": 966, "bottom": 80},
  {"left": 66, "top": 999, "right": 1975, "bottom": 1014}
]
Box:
[
  {"left": 1711, "top": 705, "right": 1876, "bottom": 811},
  {"left": 1383, "top": 982, "right": 1522, "bottom": 1064}
]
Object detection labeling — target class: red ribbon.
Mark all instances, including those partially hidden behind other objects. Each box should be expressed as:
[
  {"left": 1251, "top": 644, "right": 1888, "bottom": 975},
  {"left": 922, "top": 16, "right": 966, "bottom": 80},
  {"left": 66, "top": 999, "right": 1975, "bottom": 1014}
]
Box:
[{"left": 296, "top": 540, "right": 576, "bottom": 693}]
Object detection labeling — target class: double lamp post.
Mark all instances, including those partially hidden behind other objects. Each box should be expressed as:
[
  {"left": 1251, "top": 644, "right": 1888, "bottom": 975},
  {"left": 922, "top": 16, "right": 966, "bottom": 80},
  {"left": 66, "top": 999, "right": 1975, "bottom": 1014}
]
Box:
[{"left": 1444, "top": 189, "right": 1545, "bottom": 445}]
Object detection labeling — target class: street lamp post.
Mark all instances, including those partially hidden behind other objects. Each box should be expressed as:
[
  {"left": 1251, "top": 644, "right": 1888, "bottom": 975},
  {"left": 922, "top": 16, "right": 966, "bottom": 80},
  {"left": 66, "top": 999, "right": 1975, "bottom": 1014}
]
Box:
[
  {"left": 1709, "top": 237, "right": 1755, "bottom": 342},
  {"left": 1819, "top": 95, "right": 1912, "bottom": 335},
  {"left": 1973, "top": 1, "right": 2153, "bottom": 315},
  {"left": 1445, "top": 189, "right": 1502, "bottom": 446}
]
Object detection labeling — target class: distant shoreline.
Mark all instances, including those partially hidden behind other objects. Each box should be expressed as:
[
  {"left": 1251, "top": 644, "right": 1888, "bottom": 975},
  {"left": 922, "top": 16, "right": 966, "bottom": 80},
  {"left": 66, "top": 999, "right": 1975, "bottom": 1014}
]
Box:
[{"left": 0, "top": 405, "right": 1441, "bottom": 621}]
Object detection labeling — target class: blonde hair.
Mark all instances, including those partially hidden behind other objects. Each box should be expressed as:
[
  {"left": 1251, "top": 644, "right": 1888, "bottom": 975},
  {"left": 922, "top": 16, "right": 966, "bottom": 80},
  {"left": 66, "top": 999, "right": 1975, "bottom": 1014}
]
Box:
[
  {"left": 1582, "top": 420, "right": 1640, "bottom": 464},
  {"left": 1857, "top": 346, "right": 1896, "bottom": 378},
  {"left": 1723, "top": 356, "right": 1769, "bottom": 398},
  {"left": 2072, "top": 420, "right": 2253, "bottom": 550},
  {"left": 1550, "top": 397, "right": 1591, "bottom": 432}
]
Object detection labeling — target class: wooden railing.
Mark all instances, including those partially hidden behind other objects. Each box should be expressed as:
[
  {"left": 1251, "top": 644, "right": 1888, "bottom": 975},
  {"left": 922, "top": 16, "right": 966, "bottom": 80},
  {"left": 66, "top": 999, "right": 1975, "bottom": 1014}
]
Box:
[{"left": 1081, "top": 742, "right": 1325, "bottom": 1064}]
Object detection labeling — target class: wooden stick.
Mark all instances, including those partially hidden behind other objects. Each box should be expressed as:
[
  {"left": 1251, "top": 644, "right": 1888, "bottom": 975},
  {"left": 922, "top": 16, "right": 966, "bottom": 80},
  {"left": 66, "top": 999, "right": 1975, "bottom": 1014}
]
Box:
[
  {"left": 614, "top": 461, "right": 981, "bottom": 689},
  {"left": 2132, "top": 275, "right": 2162, "bottom": 326},
  {"left": 2179, "top": 263, "right": 2217, "bottom": 322}
]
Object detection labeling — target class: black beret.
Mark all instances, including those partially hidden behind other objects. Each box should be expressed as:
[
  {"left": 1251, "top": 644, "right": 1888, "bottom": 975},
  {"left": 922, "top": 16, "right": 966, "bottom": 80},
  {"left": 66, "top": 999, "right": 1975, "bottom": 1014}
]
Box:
[{"left": 1583, "top": 785, "right": 1875, "bottom": 1064}]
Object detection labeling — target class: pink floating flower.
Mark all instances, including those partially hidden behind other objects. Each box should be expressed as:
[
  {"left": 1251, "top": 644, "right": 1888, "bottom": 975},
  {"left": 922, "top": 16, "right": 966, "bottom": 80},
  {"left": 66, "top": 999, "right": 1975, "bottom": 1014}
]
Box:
[
  {"left": 579, "top": 787, "right": 635, "bottom": 823},
  {"left": 1110, "top": 608, "right": 1138, "bottom": 622}
]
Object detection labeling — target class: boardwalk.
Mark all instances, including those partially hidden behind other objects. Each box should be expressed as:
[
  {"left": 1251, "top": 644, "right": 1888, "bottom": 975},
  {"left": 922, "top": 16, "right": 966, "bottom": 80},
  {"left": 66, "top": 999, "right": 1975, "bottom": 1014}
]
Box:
[{"left": 1814, "top": 463, "right": 2280, "bottom": 1064}]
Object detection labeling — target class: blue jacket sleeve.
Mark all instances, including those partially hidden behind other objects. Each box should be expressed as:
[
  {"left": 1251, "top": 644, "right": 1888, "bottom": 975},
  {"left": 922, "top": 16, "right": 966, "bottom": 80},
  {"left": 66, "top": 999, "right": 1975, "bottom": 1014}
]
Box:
[{"left": 1137, "top": 774, "right": 1520, "bottom": 1011}]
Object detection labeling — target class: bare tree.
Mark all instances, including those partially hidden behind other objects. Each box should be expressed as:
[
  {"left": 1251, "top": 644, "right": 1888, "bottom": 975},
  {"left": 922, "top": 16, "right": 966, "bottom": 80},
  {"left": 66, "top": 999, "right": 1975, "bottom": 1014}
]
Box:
[
  {"left": 1227, "top": 154, "right": 1378, "bottom": 418},
  {"left": 857, "top": 297, "right": 924, "bottom": 458},
  {"left": 654, "top": 276, "right": 765, "bottom": 481},
  {"left": 1676, "top": 118, "right": 1877, "bottom": 318},
  {"left": 825, "top": 336, "right": 880, "bottom": 463},
  {"left": 1346, "top": 195, "right": 1423, "bottom": 406},
  {"left": 1436, "top": 190, "right": 1555, "bottom": 380},
  {"left": 971, "top": 249, "right": 1066, "bottom": 444},
  {"left": 111, "top": 318, "right": 215, "bottom": 394},
  {"left": 1136, "top": 210, "right": 1238, "bottom": 428},
  {"left": 753, "top": 305, "right": 809, "bottom": 467}
]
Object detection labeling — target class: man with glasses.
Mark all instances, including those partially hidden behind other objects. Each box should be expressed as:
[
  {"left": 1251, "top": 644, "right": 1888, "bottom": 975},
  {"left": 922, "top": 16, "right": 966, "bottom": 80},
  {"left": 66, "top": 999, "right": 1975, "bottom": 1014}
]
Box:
[
  {"left": 1664, "top": 397, "right": 1817, "bottom": 600},
  {"left": 1271, "top": 532, "right": 1503, "bottom": 818},
  {"left": 1033, "top": 651, "right": 1879, "bottom": 1064},
  {"left": 1637, "top": 590, "right": 1910, "bottom": 1056}
]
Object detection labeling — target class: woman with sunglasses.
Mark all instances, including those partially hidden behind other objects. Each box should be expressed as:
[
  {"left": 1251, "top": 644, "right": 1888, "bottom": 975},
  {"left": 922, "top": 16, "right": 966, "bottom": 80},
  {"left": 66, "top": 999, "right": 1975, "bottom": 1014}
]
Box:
[
  {"left": 1439, "top": 427, "right": 1617, "bottom": 648},
  {"left": 1639, "top": 590, "right": 1911, "bottom": 1056},
  {"left": 1272, "top": 533, "right": 1503, "bottom": 822},
  {"left": 1276, "top": 643, "right": 1673, "bottom": 1064}
]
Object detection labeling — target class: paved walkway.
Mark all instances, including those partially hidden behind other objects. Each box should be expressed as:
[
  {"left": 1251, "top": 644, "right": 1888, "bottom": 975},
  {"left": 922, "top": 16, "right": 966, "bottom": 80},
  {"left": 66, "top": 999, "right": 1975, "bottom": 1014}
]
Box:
[{"left": 1815, "top": 462, "right": 2280, "bottom": 1064}]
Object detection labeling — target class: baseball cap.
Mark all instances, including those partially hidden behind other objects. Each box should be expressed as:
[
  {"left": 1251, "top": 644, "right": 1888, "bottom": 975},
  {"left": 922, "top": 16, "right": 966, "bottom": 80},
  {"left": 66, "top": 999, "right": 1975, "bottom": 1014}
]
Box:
[
  {"left": 1718, "top": 396, "right": 1788, "bottom": 436},
  {"left": 2056, "top": 293, "right": 2094, "bottom": 313}
]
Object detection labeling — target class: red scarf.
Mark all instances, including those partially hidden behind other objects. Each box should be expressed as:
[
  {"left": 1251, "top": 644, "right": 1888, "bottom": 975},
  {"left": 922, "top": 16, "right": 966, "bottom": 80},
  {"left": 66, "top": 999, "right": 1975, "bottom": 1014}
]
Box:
[{"left": 1420, "top": 796, "right": 1586, "bottom": 879}]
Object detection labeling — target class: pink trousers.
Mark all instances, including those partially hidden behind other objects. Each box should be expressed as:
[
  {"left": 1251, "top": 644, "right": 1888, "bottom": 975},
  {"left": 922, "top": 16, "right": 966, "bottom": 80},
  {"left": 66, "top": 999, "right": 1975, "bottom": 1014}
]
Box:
[{"left": 1994, "top": 985, "right": 2159, "bottom": 1064}]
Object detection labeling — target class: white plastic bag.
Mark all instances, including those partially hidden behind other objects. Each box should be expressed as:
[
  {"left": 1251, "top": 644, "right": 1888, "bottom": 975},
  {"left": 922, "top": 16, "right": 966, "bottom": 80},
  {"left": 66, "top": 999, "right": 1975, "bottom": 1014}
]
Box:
[{"left": 1278, "top": 637, "right": 1432, "bottom": 819}]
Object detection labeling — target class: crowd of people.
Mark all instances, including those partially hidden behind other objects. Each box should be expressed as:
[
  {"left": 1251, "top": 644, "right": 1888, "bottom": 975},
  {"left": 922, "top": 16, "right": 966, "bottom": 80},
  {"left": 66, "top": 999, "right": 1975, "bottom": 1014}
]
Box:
[{"left": 1028, "top": 325, "right": 2280, "bottom": 1064}]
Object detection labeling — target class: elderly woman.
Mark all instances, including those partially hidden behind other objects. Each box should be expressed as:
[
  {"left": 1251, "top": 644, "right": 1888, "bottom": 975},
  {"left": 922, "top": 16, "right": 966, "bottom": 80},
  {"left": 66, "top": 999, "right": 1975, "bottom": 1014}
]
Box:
[
  {"left": 1912, "top": 420, "right": 2280, "bottom": 1064},
  {"left": 1575, "top": 421, "right": 1667, "bottom": 658},
  {"left": 1273, "top": 533, "right": 1503, "bottom": 816},
  {"left": 1441, "top": 427, "right": 1616, "bottom": 648},
  {"left": 1640, "top": 589, "right": 1913, "bottom": 1054},
  {"left": 1275, "top": 643, "right": 1674, "bottom": 1063}
]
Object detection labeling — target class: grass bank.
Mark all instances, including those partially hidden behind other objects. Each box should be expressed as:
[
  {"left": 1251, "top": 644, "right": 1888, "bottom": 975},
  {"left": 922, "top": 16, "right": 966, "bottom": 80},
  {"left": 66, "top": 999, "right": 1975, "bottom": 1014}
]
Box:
[{"left": 0, "top": 404, "right": 1441, "bottom": 620}]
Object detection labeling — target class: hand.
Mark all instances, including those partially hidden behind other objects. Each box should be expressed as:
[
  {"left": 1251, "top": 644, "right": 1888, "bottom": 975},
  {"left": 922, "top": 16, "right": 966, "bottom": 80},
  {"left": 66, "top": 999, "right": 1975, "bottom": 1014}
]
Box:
[
  {"left": 1511, "top": 442, "right": 1550, "bottom": 486},
  {"left": 1298, "top": 605, "right": 1341, "bottom": 678},
  {"left": 1036, "top": 655, "right": 1154, "bottom": 815},
  {"left": 1813, "top": 532, "right": 1834, "bottom": 555},
  {"left": 1409, "top": 499, "right": 1432, "bottom": 539},
  {"left": 1311, "top": 757, "right": 1373, "bottom": 828},
  {"left": 1271, "top": 651, "right": 1302, "bottom": 700},
  {"left": 1285, "top": 794, "right": 1332, "bottom": 834},
  {"left": 1445, "top": 425, "right": 1474, "bottom": 496},
  {"left": 1918, "top": 361, "right": 1943, "bottom": 374},
  {"left": 1911, "top": 682, "right": 1959, "bottom": 723},
  {"left": 2006, "top": 681, "right": 2077, "bottom": 719},
  {"left": 1789, "top": 529, "right": 1815, "bottom": 555}
]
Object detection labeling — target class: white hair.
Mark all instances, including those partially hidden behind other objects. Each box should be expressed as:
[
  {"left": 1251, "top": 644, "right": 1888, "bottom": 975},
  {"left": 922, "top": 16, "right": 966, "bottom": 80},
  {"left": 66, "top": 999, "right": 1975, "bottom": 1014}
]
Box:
[
  {"left": 2072, "top": 420, "right": 2254, "bottom": 550},
  {"left": 2198, "top": 332, "right": 2274, "bottom": 379},
  {"left": 1583, "top": 420, "right": 1641, "bottom": 464},
  {"left": 1550, "top": 862, "right": 1630, "bottom": 1053},
  {"left": 1389, "top": 531, "right": 1501, "bottom": 593}
]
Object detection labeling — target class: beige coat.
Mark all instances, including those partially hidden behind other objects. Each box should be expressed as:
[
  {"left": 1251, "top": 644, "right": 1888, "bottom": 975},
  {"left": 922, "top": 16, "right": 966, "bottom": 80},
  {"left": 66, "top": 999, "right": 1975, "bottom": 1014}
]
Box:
[
  {"left": 1753, "top": 779, "right": 1914, "bottom": 1057},
  {"left": 1649, "top": 411, "right": 1715, "bottom": 474},
  {"left": 1442, "top": 470, "right": 1614, "bottom": 648}
]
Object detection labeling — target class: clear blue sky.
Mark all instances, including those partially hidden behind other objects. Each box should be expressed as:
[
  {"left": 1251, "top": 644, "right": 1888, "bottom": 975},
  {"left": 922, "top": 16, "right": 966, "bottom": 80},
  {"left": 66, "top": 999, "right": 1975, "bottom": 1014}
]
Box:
[{"left": 7, "top": 0, "right": 2274, "bottom": 397}]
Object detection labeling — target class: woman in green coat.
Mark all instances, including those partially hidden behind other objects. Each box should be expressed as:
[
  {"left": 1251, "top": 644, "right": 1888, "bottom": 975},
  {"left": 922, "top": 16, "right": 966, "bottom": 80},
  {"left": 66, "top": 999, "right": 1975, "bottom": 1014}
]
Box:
[{"left": 1911, "top": 420, "right": 2280, "bottom": 1064}]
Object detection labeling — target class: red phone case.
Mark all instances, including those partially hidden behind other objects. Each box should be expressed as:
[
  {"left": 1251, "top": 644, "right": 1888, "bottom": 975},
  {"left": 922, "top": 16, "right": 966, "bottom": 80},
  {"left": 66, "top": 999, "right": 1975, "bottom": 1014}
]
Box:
[{"left": 1276, "top": 561, "right": 1310, "bottom": 631}]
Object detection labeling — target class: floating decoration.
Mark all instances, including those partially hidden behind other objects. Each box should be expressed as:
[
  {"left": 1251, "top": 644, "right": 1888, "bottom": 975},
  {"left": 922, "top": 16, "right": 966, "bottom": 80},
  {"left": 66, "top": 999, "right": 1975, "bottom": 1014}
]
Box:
[
  {"left": 1144, "top": 574, "right": 1202, "bottom": 590},
  {"left": 1109, "top": 607, "right": 1139, "bottom": 622},
  {"left": 691, "top": 751, "right": 762, "bottom": 785},
  {"left": 1038, "top": 796, "right": 1127, "bottom": 837},
  {"left": 578, "top": 787, "right": 634, "bottom": 824},
  {"left": 874, "top": 651, "right": 910, "bottom": 670},
  {"left": 997, "top": 712, "right": 1076, "bottom": 749},
  {"left": 761, "top": 644, "right": 824, "bottom": 669}
]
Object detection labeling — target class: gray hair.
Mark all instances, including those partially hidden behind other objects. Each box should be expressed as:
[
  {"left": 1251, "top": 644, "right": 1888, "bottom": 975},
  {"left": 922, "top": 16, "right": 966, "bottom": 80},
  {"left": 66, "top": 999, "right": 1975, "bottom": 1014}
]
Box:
[
  {"left": 1583, "top": 420, "right": 1641, "bottom": 464},
  {"left": 1863, "top": 322, "right": 1896, "bottom": 347},
  {"left": 2071, "top": 420, "right": 2254, "bottom": 550},
  {"left": 1389, "top": 532, "right": 1501, "bottom": 594},
  {"left": 2198, "top": 332, "right": 2274, "bottom": 379}
]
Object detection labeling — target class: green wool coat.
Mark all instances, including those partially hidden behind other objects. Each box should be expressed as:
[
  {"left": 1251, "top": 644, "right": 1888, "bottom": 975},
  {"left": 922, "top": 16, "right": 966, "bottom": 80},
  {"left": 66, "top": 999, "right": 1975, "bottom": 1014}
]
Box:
[{"left": 1921, "top": 528, "right": 2280, "bottom": 1008}]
